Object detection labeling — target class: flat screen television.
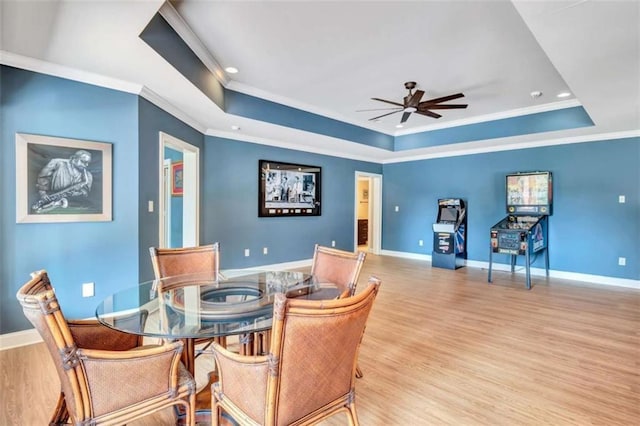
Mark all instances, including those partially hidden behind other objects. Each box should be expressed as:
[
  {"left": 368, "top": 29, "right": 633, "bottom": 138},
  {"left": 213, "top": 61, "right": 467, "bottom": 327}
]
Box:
[{"left": 506, "top": 171, "right": 553, "bottom": 215}]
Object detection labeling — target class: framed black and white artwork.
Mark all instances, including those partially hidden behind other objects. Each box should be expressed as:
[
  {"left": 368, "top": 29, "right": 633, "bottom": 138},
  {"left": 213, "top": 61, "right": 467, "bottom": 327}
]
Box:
[
  {"left": 259, "top": 160, "right": 321, "bottom": 217},
  {"left": 16, "top": 133, "right": 113, "bottom": 223}
]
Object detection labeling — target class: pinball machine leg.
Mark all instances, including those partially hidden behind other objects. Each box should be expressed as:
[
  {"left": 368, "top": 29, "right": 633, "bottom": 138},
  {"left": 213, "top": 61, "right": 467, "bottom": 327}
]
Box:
[
  {"left": 510, "top": 255, "right": 516, "bottom": 273},
  {"left": 488, "top": 246, "right": 493, "bottom": 283},
  {"left": 525, "top": 246, "right": 531, "bottom": 290},
  {"left": 545, "top": 248, "right": 550, "bottom": 277}
]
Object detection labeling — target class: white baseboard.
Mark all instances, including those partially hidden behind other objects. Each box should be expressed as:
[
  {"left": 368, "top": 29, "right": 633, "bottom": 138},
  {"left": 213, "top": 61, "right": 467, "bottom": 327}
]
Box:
[
  {"left": 0, "top": 329, "right": 42, "bottom": 351},
  {"left": 381, "top": 250, "right": 432, "bottom": 262},
  {"left": 381, "top": 250, "right": 640, "bottom": 289}
]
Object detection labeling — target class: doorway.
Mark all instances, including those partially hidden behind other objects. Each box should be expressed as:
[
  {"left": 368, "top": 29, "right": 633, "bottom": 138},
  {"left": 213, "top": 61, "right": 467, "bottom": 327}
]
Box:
[
  {"left": 354, "top": 172, "right": 382, "bottom": 254},
  {"left": 158, "top": 132, "right": 200, "bottom": 248}
]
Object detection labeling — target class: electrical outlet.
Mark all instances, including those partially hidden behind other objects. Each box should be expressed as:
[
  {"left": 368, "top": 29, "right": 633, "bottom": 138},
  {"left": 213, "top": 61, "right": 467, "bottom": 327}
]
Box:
[
  {"left": 419, "top": 240, "right": 424, "bottom": 246},
  {"left": 148, "top": 200, "right": 154, "bottom": 212},
  {"left": 331, "top": 240, "right": 336, "bottom": 247},
  {"left": 82, "top": 282, "right": 94, "bottom": 298},
  {"left": 618, "top": 257, "right": 626, "bottom": 266},
  {"left": 395, "top": 206, "right": 399, "bottom": 212},
  {"left": 263, "top": 247, "right": 268, "bottom": 255},
  {"left": 244, "top": 249, "right": 250, "bottom": 257},
  {"left": 618, "top": 195, "right": 626, "bottom": 203}
]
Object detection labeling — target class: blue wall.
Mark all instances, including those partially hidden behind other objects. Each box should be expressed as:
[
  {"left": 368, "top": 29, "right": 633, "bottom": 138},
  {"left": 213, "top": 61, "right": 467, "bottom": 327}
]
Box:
[
  {"left": 1, "top": 66, "right": 140, "bottom": 333},
  {"left": 383, "top": 138, "right": 639, "bottom": 279},
  {"left": 202, "top": 136, "right": 382, "bottom": 268},
  {"left": 137, "top": 98, "right": 204, "bottom": 282}
]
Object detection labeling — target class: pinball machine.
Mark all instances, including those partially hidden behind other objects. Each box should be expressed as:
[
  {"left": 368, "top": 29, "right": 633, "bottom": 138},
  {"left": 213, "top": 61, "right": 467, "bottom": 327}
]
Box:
[{"left": 488, "top": 171, "right": 553, "bottom": 289}]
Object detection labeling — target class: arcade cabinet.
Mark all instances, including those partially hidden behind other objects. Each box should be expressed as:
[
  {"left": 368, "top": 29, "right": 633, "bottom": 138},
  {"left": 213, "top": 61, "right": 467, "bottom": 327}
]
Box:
[
  {"left": 432, "top": 198, "right": 467, "bottom": 270},
  {"left": 488, "top": 171, "right": 552, "bottom": 289}
]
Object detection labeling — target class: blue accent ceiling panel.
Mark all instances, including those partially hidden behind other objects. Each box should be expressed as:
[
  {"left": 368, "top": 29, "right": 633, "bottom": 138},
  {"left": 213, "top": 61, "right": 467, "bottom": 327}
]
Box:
[
  {"left": 1, "top": 66, "right": 140, "bottom": 333},
  {"left": 382, "top": 137, "right": 639, "bottom": 280},
  {"left": 202, "top": 135, "right": 382, "bottom": 268},
  {"left": 225, "top": 90, "right": 394, "bottom": 151},
  {"left": 395, "top": 106, "right": 594, "bottom": 150},
  {"left": 140, "top": 13, "right": 224, "bottom": 109}
]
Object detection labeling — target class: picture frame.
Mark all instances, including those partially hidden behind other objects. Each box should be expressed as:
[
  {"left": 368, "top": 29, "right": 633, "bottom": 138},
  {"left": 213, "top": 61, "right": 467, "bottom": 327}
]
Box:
[
  {"left": 171, "top": 161, "right": 183, "bottom": 196},
  {"left": 259, "top": 159, "right": 321, "bottom": 217},
  {"left": 16, "top": 133, "right": 113, "bottom": 223}
]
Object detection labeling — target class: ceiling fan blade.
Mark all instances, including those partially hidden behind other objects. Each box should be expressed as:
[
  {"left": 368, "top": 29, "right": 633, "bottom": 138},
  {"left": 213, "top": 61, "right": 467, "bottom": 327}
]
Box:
[
  {"left": 408, "top": 90, "right": 425, "bottom": 107},
  {"left": 416, "top": 110, "right": 442, "bottom": 119},
  {"left": 419, "top": 93, "right": 465, "bottom": 106},
  {"left": 356, "top": 107, "right": 403, "bottom": 112},
  {"left": 420, "top": 104, "right": 468, "bottom": 110},
  {"left": 369, "top": 110, "right": 402, "bottom": 121},
  {"left": 372, "top": 97, "right": 404, "bottom": 107},
  {"left": 400, "top": 111, "right": 412, "bottom": 123}
]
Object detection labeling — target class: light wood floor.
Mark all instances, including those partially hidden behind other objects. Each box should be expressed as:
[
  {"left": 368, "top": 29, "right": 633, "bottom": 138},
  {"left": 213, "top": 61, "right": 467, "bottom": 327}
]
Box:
[{"left": 2, "top": 254, "right": 639, "bottom": 425}]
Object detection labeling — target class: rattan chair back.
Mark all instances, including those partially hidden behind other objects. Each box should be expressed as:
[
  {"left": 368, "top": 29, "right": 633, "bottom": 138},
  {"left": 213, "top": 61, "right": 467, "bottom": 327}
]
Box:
[
  {"left": 150, "top": 243, "right": 226, "bottom": 350},
  {"left": 16, "top": 270, "right": 196, "bottom": 425},
  {"left": 212, "top": 277, "right": 381, "bottom": 426},
  {"left": 149, "top": 243, "right": 220, "bottom": 280},
  {"left": 310, "top": 244, "right": 366, "bottom": 297}
]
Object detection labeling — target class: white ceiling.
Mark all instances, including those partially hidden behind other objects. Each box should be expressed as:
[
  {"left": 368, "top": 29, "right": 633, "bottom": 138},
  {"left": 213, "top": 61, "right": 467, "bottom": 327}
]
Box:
[{"left": 1, "top": 0, "right": 638, "bottom": 163}]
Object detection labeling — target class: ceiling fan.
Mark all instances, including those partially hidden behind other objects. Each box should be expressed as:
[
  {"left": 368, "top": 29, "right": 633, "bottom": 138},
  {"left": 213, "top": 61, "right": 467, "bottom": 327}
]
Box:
[{"left": 364, "top": 81, "right": 468, "bottom": 124}]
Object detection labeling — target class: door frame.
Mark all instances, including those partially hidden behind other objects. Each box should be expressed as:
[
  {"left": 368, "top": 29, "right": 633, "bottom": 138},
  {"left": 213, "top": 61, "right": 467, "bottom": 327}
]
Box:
[
  {"left": 158, "top": 132, "right": 200, "bottom": 248},
  {"left": 354, "top": 171, "right": 382, "bottom": 254}
]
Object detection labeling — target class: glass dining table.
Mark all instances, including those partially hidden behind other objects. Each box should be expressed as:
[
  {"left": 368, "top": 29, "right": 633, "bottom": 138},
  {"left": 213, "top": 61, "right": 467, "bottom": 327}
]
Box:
[{"left": 95, "top": 269, "right": 340, "bottom": 423}]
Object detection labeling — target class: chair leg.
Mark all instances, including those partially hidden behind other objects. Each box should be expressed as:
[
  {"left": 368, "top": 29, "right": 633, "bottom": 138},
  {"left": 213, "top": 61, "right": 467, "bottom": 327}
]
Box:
[
  {"left": 49, "top": 392, "right": 70, "bottom": 425},
  {"left": 346, "top": 403, "right": 360, "bottom": 426}
]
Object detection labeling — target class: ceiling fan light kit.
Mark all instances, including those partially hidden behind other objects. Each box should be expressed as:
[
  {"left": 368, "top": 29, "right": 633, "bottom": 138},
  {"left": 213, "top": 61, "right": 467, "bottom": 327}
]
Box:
[{"left": 368, "top": 81, "right": 468, "bottom": 124}]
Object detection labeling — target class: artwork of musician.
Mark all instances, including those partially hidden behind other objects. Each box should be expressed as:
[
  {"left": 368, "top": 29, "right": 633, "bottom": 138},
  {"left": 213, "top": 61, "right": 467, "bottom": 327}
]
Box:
[
  {"left": 32, "top": 150, "right": 94, "bottom": 213},
  {"left": 16, "top": 133, "right": 112, "bottom": 223}
]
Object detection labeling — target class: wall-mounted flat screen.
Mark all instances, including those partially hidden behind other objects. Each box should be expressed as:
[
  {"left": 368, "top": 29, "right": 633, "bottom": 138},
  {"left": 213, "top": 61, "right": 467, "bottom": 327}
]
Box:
[
  {"left": 506, "top": 171, "right": 553, "bottom": 215},
  {"left": 259, "top": 160, "right": 321, "bottom": 217}
]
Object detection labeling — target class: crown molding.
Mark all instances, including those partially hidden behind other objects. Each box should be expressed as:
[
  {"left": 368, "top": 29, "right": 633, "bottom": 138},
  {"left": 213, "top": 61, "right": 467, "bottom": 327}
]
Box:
[
  {"left": 158, "top": 2, "right": 228, "bottom": 86},
  {"left": 0, "top": 50, "right": 142, "bottom": 94},
  {"left": 139, "top": 86, "right": 206, "bottom": 134}
]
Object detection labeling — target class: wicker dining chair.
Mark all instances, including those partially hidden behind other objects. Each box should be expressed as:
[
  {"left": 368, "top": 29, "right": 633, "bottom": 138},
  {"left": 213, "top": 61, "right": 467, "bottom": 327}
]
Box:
[
  {"left": 149, "top": 243, "right": 220, "bottom": 282},
  {"left": 211, "top": 277, "right": 381, "bottom": 426},
  {"left": 310, "top": 244, "right": 366, "bottom": 299},
  {"left": 149, "top": 243, "right": 226, "bottom": 352},
  {"left": 16, "top": 270, "right": 196, "bottom": 426},
  {"left": 311, "top": 243, "right": 367, "bottom": 378}
]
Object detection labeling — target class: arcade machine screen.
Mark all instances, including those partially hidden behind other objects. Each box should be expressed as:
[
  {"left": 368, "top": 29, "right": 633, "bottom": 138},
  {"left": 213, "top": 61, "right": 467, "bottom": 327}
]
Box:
[{"left": 439, "top": 207, "right": 458, "bottom": 223}]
